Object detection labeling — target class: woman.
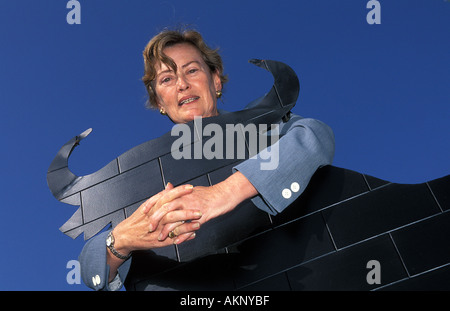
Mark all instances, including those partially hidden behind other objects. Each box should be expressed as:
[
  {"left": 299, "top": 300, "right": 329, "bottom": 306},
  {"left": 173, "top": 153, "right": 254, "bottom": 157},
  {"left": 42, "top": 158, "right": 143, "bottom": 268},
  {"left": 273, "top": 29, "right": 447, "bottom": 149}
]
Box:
[{"left": 79, "top": 29, "right": 335, "bottom": 291}]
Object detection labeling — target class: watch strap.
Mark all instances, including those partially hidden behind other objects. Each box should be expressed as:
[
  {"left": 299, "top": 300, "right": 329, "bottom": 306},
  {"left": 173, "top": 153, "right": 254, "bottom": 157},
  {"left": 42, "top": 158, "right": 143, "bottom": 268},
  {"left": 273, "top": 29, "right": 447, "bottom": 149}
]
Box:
[{"left": 107, "top": 231, "right": 131, "bottom": 260}]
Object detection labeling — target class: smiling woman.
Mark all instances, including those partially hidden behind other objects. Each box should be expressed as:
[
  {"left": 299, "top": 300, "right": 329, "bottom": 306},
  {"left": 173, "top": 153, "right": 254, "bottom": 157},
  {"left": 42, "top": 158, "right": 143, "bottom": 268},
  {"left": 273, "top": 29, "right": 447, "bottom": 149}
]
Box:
[
  {"left": 142, "top": 30, "right": 228, "bottom": 118},
  {"left": 77, "top": 28, "right": 335, "bottom": 291},
  {"left": 152, "top": 43, "right": 222, "bottom": 124}
]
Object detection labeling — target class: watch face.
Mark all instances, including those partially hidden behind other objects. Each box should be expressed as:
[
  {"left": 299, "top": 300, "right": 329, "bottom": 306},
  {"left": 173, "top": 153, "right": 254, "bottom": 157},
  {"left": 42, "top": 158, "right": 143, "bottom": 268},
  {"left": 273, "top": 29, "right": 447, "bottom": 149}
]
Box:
[{"left": 106, "top": 234, "right": 113, "bottom": 247}]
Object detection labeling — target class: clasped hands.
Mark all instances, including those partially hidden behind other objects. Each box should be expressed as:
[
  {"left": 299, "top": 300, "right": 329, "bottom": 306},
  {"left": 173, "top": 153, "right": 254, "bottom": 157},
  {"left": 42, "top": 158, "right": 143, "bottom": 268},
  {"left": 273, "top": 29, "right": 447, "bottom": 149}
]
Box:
[{"left": 110, "top": 181, "right": 235, "bottom": 256}]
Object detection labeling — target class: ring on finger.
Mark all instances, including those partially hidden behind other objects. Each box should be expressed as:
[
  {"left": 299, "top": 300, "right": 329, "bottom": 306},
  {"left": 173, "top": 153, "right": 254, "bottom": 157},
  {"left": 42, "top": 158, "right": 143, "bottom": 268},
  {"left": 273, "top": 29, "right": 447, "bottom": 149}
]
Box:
[{"left": 168, "top": 231, "right": 177, "bottom": 239}]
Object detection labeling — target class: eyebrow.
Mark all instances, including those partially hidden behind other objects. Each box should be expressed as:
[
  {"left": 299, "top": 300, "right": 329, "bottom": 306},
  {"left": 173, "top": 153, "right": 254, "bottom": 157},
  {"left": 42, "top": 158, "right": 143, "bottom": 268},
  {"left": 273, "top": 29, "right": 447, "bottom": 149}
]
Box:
[
  {"left": 156, "top": 60, "right": 201, "bottom": 79},
  {"left": 181, "top": 60, "right": 201, "bottom": 69}
]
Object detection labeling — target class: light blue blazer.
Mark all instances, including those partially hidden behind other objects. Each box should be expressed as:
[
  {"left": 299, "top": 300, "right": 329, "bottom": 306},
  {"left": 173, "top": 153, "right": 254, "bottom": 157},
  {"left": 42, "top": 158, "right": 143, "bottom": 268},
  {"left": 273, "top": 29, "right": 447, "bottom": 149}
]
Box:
[{"left": 79, "top": 112, "right": 335, "bottom": 290}]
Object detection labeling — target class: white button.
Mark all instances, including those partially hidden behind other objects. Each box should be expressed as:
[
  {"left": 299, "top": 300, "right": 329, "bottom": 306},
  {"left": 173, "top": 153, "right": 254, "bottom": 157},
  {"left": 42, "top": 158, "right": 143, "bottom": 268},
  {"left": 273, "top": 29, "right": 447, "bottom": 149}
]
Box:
[
  {"left": 282, "top": 188, "right": 292, "bottom": 199},
  {"left": 291, "top": 182, "right": 300, "bottom": 192},
  {"left": 92, "top": 275, "right": 101, "bottom": 286}
]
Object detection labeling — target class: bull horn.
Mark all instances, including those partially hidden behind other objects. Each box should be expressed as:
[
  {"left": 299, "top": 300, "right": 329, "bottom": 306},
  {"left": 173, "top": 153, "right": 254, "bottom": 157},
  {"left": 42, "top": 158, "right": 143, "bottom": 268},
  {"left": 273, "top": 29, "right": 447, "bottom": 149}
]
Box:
[
  {"left": 247, "top": 59, "right": 300, "bottom": 112},
  {"left": 47, "top": 128, "right": 92, "bottom": 201}
]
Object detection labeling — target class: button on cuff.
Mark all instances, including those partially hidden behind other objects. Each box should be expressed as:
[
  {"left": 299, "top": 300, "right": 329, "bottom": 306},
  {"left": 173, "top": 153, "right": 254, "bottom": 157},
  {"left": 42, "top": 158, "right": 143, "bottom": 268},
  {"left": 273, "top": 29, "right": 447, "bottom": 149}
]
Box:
[
  {"left": 282, "top": 188, "right": 292, "bottom": 199},
  {"left": 291, "top": 182, "right": 300, "bottom": 193},
  {"left": 92, "top": 274, "right": 101, "bottom": 287}
]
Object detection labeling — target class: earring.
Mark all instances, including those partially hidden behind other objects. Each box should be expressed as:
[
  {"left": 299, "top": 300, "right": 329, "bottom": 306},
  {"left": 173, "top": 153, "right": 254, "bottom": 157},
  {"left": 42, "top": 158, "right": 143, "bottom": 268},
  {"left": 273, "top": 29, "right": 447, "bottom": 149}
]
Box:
[
  {"left": 216, "top": 90, "right": 222, "bottom": 99},
  {"left": 159, "top": 108, "right": 167, "bottom": 115}
]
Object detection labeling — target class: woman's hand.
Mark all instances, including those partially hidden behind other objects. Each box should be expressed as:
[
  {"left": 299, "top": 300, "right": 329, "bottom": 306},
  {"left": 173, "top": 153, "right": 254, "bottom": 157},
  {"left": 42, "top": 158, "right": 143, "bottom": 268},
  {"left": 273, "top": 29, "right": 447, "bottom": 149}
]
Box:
[
  {"left": 111, "top": 183, "right": 203, "bottom": 255},
  {"left": 157, "top": 172, "right": 258, "bottom": 241},
  {"left": 107, "top": 183, "right": 202, "bottom": 282}
]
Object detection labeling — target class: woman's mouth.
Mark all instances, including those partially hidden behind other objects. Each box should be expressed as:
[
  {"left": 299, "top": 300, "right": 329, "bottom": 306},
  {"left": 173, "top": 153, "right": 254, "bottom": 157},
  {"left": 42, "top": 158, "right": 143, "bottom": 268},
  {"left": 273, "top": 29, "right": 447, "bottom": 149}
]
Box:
[{"left": 179, "top": 96, "right": 200, "bottom": 106}]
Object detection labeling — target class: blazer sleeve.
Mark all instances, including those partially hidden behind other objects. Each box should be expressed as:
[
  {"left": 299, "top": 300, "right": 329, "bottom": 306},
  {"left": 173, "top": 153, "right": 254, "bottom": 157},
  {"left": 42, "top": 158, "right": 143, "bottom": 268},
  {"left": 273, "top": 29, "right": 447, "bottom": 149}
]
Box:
[
  {"left": 233, "top": 114, "right": 335, "bottom": 215},
  {"left": 78, "top": 229, "right": 132, "bottom": 291}
]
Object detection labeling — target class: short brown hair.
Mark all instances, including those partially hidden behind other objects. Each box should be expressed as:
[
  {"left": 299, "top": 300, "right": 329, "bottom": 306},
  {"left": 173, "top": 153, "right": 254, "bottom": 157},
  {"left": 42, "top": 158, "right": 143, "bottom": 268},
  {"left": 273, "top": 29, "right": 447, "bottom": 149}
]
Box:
[{"left": 142, "top": 29, "right": 228, "bottom": 109}]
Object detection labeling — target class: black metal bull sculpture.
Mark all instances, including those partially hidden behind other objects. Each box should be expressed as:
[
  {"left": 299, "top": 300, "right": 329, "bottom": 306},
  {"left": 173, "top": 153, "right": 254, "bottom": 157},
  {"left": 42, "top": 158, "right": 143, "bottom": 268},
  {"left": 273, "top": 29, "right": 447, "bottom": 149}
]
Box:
[{"left": 47, "top": 59, "right": 300, "bottom": 262}]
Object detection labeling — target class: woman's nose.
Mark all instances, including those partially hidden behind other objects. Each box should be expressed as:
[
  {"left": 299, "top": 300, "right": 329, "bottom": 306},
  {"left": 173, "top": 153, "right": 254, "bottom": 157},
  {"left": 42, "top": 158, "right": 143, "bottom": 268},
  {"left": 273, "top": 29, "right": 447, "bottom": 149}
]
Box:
[{"left": 177, "top": 75, "right": 190, "bottom": 92}]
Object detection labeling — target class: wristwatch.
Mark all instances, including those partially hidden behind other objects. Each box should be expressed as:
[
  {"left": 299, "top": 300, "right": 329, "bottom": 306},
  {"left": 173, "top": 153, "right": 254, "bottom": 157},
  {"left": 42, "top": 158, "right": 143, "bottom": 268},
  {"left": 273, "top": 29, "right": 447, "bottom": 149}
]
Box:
[{"left": 106, "top": 231, "right": 131, "bottom": 260}]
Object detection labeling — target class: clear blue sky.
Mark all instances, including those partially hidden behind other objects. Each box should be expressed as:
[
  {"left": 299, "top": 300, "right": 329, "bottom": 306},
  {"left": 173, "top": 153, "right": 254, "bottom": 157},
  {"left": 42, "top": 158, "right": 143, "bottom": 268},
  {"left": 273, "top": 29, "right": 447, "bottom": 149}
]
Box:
[{"left": 0, "top": 0, "right": 448, "bottom": 290}]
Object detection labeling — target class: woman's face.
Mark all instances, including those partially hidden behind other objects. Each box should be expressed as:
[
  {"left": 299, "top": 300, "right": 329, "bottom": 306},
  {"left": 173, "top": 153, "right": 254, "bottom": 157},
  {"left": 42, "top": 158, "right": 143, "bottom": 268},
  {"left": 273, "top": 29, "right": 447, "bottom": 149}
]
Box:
[{"left": 154, "top": 43, "right": 222, "bottom": 124}]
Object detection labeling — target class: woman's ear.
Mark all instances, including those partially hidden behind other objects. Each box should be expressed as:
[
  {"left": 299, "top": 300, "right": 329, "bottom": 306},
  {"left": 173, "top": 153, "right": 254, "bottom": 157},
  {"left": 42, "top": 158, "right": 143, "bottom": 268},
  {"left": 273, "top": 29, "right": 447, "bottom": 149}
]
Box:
[
  {"left": 157, "top": 103, "right": 167, "bottom": 115},
  {"left": 213, "top": 70, "right": 222, "bottom": 92}
]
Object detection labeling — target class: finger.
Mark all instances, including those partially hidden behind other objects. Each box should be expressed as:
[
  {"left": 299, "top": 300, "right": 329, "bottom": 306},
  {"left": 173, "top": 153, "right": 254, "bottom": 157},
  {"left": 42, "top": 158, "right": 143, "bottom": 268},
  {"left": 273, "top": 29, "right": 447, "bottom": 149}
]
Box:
[
  {"left": 141, "top": 182, "right": 175, "bottom": 214},
  {"left": 159, "top": 184, "right": 194, "bottom": 207},
  {"left": 147, "top": 184, "right": 195, "bottom": 232},
  {"left": 158, "top": 221, "right": 200, "bottom": 241},
  {"left": 140, "top": 190, "right": 166, "bottom": 214},
  {"left": 160, "top": 209, "right": 203, "bottom": 225},
  {"left": 140, "top": 196, "right": 159, "bottom": 214},
  {"left": 173, "top": 232, "right": 197, "bottom": 245},
  {"left": 150, "top": 184, "right": 194, "bottom": 220}
]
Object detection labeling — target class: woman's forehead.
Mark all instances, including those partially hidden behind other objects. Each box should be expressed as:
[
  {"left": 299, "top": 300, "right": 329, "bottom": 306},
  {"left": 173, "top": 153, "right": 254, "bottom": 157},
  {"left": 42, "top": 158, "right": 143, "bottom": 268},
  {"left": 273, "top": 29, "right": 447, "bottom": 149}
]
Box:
[
  {"left": 157, "top": 44, "right": 204, "bottom": 70},
  {"left": 164, "top": 42, "right": 202, "bottom": 58}
]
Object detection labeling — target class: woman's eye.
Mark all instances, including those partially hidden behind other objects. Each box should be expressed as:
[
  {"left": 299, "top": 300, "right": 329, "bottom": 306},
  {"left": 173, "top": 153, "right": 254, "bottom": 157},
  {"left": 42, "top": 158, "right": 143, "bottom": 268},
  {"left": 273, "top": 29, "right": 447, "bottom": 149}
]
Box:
[
  {"left": 187, "top": 68, "right": 198, "bottom": 74},
  {"left": 160, "top": 77, "right": 172, "bottom": 84}
]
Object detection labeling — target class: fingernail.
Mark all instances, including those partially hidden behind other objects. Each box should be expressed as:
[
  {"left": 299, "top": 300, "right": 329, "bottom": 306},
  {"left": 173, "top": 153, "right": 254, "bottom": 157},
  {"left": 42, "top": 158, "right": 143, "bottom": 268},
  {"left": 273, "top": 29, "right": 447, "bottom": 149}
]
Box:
[
  {"left": 194, "top": 211, "right": 202, "bottom": 217},
  {"left": 173, "top": 238, "right": 180, "bottom": 245},
  {"left": 185, "top": 184, "right": 194, "bottom": 190},
  {"left": 165, "top": 182, "right": 172, "bottom": 189},
  {"left": 148, "top": 224, "right": 154, "bottom": 233},
  {"left": 158, "top": 233, "right": 163, "bottom": 241},
  {"left": 190, "top": 232, "right": 196, "bottom": 239}
]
